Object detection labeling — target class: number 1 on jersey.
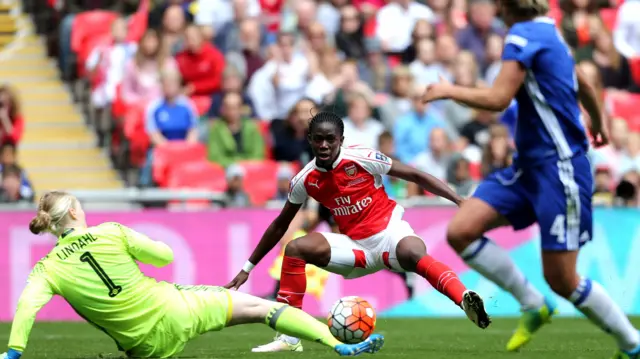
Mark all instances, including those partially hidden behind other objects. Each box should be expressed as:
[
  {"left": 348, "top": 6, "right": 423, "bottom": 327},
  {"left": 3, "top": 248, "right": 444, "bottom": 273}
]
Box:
[{"left": 80, "top": 252, "right": 123, "bottom": 297}]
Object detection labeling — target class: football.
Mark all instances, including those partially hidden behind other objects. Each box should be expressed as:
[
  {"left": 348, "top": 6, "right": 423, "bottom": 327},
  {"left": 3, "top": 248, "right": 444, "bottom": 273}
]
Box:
[{"left": 327, "top": 296, "right": 376, "bottom": 344}]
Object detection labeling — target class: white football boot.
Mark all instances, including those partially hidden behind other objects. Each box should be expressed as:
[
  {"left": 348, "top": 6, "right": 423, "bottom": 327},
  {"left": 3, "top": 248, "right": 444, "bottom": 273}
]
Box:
[{"left": 251, "top": 334, "right": 304, "bottom": 353}]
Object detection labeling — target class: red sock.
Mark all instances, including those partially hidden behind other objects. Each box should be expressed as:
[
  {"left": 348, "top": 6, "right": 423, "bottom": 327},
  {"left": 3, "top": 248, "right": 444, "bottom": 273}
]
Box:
[
  {"left": 277, "top": 256, "right": 307, "bottom": 309},
  {"left": 416, "top": 255, "right": 466, "bottom": 305}
]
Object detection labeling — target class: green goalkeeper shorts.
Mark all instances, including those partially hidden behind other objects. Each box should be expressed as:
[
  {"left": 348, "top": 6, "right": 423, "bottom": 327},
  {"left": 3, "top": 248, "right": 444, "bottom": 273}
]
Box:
[{"left": 127, "top": 285, "right": 233, "bottom": 358}]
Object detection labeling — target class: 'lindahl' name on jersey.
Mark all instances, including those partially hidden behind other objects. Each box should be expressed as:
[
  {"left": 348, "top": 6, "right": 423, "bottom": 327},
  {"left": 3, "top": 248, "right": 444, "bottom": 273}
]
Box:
[{"left": 55, "top": 233, "right": 98, "bottom": 261}]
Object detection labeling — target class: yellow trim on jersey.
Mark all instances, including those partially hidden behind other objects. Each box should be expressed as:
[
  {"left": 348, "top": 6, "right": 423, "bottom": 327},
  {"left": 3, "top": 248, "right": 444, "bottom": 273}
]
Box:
[{"left": 225, "top": 290, "right": 233, "bottom": 325}]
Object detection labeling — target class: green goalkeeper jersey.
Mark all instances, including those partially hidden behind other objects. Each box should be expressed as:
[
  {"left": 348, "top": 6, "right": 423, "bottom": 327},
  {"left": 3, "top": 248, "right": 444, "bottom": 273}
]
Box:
[{"left": 8, "top": 222, "right": 176, "bottom": 353}]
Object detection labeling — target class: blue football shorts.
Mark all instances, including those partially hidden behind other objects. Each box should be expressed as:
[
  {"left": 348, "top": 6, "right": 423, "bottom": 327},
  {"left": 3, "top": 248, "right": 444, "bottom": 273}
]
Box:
[{"left": 473, "top": 153, "right": 593, "bottom": 251}]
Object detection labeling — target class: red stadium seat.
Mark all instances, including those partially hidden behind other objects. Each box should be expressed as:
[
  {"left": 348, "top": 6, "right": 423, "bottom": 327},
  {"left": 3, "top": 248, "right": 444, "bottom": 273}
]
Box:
[
  {"left": 388, "top": 55, "right": 401, "bottom": 68},
  {"left": 547, "top": 7, "right": 563, "bottom": 26},
  {"left": 167, "top": 160, "right": 226, "bottom": 191},
  {"left": 256, "top": 120, "right": 272, "bottom": 159},
  {"left": 609, "top": 92, "right": 640, "bottom": 131},
  {"left": 111, "top": 84, "right": 128, "bottom": 118},
  {"left": 469, "top": 162, "right": 482, "bottom": 180},
  {"left": 166, "top": 160, "right": 226, "bottom": 208},
  {"left": 236, "top": 160, "right": 279, "bottom": 205},
  {"left": 629, "top": 57, "right": 640, "bottom": 86},
  {"left": 77, "top": 33, "right": 112, "bottom": 79},
  {"left": 71, "top": 11, "right": 117, "bottom": 78},
  {"left": 71, "top": 11, "right": 118, "bottom": 54},
  {"left": 123, "top": 105, "right": 150, "bottom": 167},
  {"left": 363, "top": 19, "right": 376, "bottom": 38},
  {"left": 152, "top": 141, "right": 207, "bottom": 187},
  {"left": 72, "top": 3, "right": 148, "bottom": 79},
  {"left": 126, "top": 0, "right": 150, "bottom": 43},
  {"left": 191, "top": 96, "right": 212, "bottom": 116},
  {"left": 600, "top": 8, "right": 618, "bottom": 31}
]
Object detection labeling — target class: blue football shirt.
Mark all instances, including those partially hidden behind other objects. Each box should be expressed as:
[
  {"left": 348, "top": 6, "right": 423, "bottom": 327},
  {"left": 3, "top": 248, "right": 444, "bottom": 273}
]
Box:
[{"left": 502, "top": 17, "right": 589, "bottom": 167}]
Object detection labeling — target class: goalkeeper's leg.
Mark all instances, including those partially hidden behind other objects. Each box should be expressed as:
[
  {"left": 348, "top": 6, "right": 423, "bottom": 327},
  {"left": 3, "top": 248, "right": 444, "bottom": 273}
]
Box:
[{"left": 226, "top": 290, "right": 384, "bottom": 356}]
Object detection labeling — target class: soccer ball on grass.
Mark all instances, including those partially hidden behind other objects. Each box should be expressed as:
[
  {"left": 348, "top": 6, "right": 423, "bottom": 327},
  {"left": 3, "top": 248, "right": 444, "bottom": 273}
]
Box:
[{"left": 327, "top": 296, "right": 376, "bottom": 344}]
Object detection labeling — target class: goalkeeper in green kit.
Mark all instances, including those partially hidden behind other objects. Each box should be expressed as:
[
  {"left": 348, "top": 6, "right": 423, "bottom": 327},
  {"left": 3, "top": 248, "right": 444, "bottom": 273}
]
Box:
[{"left": 1, "top": 191, "right": 384, "bottom": 359}]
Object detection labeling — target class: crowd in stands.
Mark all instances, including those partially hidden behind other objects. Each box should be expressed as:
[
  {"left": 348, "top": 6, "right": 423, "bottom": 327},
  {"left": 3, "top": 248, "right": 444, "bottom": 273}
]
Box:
[
  {"left": 0, "top": 85, "right": 33, "bottom": 204},
  {"left": 11, "top": 0, "right": 640, "bottom": 208}
]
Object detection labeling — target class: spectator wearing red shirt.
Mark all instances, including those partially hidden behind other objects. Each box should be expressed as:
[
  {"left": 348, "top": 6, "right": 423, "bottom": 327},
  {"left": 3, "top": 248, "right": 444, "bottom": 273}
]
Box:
[
  {"left": 176, "top": 25, "right": 225, "bottom": 97},
  {"left": 0, "top": 85, "right": 24, "bottom": 147}
]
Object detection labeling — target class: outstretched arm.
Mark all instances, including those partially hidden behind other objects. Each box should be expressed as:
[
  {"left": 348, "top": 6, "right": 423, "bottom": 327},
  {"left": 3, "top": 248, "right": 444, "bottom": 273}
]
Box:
[
  {"left": 7, "top": 265, "right": 54, "bottom": 357},
  {"left": 247, "top": 201, "right": 302, "bottom": 266},
  {"left": 226, "top": 201, "right": 302, "bottom": 290},
  {"left": 388, "top": 161, "right": 463, "bottom": 205},
  {"left": 422, "top": 62, "right": 525, "bottom": 112},
  {"left": 120, "top": 224, "right": 174, "bottom": 267}
]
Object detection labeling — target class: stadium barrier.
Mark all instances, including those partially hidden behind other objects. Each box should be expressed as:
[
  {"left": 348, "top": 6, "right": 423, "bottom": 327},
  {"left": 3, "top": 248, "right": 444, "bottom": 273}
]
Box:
[
  {"left": 0, "top": 207, "right": 638, "bottom": 320},
  {"left": 0, "top": 189, "right": 453, "bottom": 211}
]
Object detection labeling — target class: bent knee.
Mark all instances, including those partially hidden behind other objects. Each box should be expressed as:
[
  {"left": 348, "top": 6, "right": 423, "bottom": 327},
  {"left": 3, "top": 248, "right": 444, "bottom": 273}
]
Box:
[
  {"left": 283, "top": 234, "right": 329, "bottom": 263},
  {"left": 544, "top": 270, "right": 579, "bottom": 298},
  {"left": 283, "top": 236, "right": 313, "bottom": 258},
  {"left": 396, "top": 237, "right": 426, "bottom": 269},
  {"left": 446, "top": 222, "right": 479, "bottom": 252},
  {"left": 227, "top": 290, "right": 276, "bottom": 326}
]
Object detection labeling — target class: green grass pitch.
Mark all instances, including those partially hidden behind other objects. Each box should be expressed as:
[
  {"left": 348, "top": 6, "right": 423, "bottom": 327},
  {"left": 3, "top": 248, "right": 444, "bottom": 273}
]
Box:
[{"left": 2, "top": 318, "right": 639, "bottom": 358}]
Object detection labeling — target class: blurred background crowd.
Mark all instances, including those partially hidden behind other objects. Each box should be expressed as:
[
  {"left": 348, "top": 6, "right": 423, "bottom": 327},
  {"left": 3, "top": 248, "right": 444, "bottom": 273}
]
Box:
[{"left": 1, "top": 0, "right": 640, "bottom": 208}]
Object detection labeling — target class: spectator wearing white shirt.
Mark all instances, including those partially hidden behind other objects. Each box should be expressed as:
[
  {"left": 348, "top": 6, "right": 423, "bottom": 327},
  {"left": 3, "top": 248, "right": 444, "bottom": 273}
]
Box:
[
  {"left": 86, "top": 18, "right": 137, "bottom": 110},
  {"left": 434, "top": 34, "right": 458, "bottom": 80},
  {"left": 85, "top": 17, "right": 137, "bottom": 147},
  {"left": 620, "top": 132, "right": 640, "bottom": 175},
  {"left": 593, "top": 118, "right": 631, "bottom": 182},
  {"left": 400, "top": 19, "right": 435, "bottom": 64},
  {"left": 613, "top": 0, "right": 640, "bottom": 58},
  {"left": 195, "top": 0, "right": 261, "bottom": 33},
  {"left": 343, "top": 93, "right": 385, "bottom": 149},
  {"left": 442, "top": 51, "right": 477, "bottom": 131},
  {"left": 375, "top": 0, "right": 435, "bottom": 54},
  {"left": 248, "top": 45, "right": 278, "bottom": 121},
  {"left": 253, "top": 33, "right": 310, "bottom": 121},
  {"left": 307, "top": 22, "right": 332, "bottom": 57},
  {"left": 305, "top": 48, "right": 343, "bottom": 104},
  {"left": 483, "top": 33, "right": 503, "bottom": 85},
  {"left": 281, "top": 0, "right": 317, "bottom": 38},
  {"left": 409, "top": 38, "right": 442, "bottom": 86},
  {"left": 317, "top": 0, "right": 349, "bottom": 38}
]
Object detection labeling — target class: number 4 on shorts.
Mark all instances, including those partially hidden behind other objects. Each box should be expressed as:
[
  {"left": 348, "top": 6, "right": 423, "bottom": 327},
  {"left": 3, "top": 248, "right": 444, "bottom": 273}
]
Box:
[{"left": 550, "top": 214, "right": 590, "bottom": 245}]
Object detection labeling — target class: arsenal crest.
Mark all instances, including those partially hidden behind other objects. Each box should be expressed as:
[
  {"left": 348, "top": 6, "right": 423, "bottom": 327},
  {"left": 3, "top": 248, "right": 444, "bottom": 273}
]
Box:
[{"left": 344, "top": 163, "right": 357, "bottom": 178}]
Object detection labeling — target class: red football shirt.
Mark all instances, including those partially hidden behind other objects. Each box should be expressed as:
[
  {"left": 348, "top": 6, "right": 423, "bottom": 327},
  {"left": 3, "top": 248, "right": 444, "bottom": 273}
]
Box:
[{"left": 288, "top": 147, "right": 397, "bottom": 239}]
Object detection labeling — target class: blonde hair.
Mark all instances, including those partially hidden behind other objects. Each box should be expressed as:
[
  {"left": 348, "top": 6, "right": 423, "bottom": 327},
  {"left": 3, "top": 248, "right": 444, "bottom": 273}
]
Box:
[
  {"left": 29, "top": 191, "right": 77, "bottom": 236},
  {"left": 160, "top": 69, "right": 182, "bottom": 82},
  {"left": 502, "top": 0, "right": 549, "bottom": 19}
]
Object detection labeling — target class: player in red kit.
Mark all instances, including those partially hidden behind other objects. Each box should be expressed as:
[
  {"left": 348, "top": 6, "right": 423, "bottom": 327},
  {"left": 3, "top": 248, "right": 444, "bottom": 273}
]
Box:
[{"left": 226, "top": 112, "right": 490, "bottom": 352}]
